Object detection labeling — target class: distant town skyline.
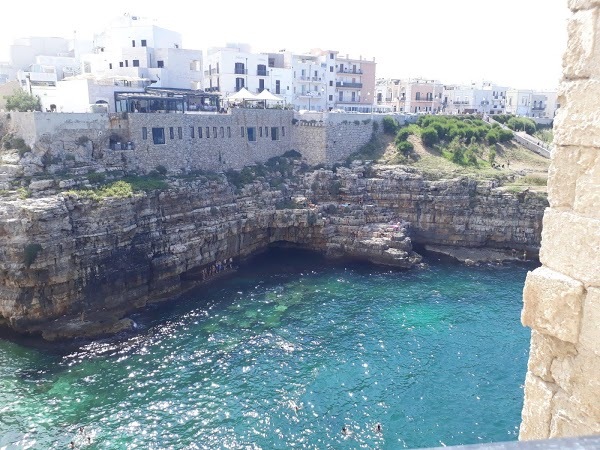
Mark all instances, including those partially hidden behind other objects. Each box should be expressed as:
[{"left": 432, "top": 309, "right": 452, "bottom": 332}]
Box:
[{"left": 2, "top": 0, "right": 569, "bottom": 90}]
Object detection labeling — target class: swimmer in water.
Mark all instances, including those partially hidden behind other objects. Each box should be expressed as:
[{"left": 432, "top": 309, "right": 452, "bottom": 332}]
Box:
[
  {"left": 69, "top": 442, "right": 75, "bottom": 449},
  {"left": 375, "top": 423, "right": 382, "bottom": 433},
  {"left": 288, "top": 400, "right": 302, "bottom": 414},
  {"left": 342, "top": 426, "right": 351, "bottom": 436}
]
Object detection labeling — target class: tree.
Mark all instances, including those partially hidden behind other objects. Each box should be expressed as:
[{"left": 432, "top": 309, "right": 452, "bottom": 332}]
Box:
[{"left": 4, "top": 90, "right": 41, "bottom": 112}]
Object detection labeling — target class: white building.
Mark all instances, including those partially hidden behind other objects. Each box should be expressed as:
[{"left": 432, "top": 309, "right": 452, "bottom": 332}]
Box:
[
  {"left": 80, "top": 13, "right": 203, "bottom": 90},
  {"left": 442, "top": 82, "right": 507, "bottom": 115}
]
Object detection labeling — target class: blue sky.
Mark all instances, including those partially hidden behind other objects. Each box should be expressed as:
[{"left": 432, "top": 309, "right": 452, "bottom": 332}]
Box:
[{"left": 1, "top": 0, "right": 570, "bottom": 90}]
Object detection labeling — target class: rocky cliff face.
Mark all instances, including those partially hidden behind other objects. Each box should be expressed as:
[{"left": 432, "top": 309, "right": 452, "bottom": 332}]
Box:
[{"left": 0, "top": 164, "right": 546, "bottom": 339}]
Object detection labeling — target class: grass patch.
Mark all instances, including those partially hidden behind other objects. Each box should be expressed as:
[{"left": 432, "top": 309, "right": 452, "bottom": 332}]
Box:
[{"left": 65, "top": 175, "right": 169, "bottom": 200}]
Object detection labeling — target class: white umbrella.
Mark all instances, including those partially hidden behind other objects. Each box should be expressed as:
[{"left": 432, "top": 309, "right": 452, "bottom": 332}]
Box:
[
  {"left": 255, "top": 89, "right": 284, "bottom": 102},
  {"left": 227, "top": 88, "right": 257, "bottom": 101}
]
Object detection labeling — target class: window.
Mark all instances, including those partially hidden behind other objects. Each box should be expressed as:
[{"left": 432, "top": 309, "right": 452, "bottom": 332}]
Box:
[
  {"left": 271, "top": 127, "right": 279, "bottom": 141},
  {"left": 265, "top": 127, "right": 269, "bottom": 137},
  {"left": 282, "top": 126, "right": 285, "bottom": 137},
  {"left": 206, "top": 127, "right": 210, "bottom": 138},
  {"left": 227, "top": 126, "right": 231, "bottom": 138},
  {"left": 330, "top": 52, "right": 334, "bottom": 59},
  {"left": 339, "top": 91, "right": 343, "bottom": 101},
  {"left": 132, "top": 40, "right": 135, "bottom": 47},
  {"left": 190, "top": 126, "right": 195, "bottom": 138},
  {"left": 198, "top": 127, "right": 202, "bottom": 138},
  {"left": 220, "top": 127, "right": 224, "bottom": 138},
  {"left": 330, "top": 66, "right": 334, "bottom": 72},
  {"left": 247, "top": 127, "right": 256, "bottom": 142},
  {"left": 234, "top": 62, "right": 245, "bottom": 74},
  {"left": 141, "top": 40, "right": 147, "bottom": 47},
  {"left": 169, "top": 127, "right": 174, "bottom": 139},
  {"left": 415, "top": 92, "right": 421, "bottom": 100},
  {"left": 119, "top": 62, "right": 123, "bottom": 68},
  {"left": 329, "top": 80, "right": 333, "bottom": 86},
  {"left": 213, "top": 127, "right": 217, "bottom": 138},
  {"left": 235, "top": 77, "right": 244, "bottom": 91},
  {"left": 259, "top": 127, "right": 263, "bottom": 138},
  {"left": 241, "top": 126, "right": 245, "bottom": 137},
  {"left": 275, "top": 80, "right": 281, "bottom": 94},
  {"left": 152, "top": 127, "right": 165, "bottom": 144},
  {"left": 109, "top": 63, "right": 113, "bottom": 69},
  {"left": 157, "top": 60, "right": 164, "bottom": 68},
  {"left": 178, "top": 127, "right": 183, "bottom": 139},
  {"left": 142, "top": 127, "right": 147, "bottom": 140},
  {"left": 133, "top": 60, "right": 140, "bottom": 67},
  {"left": 329, "top": 95, "right": 333, "bottom": 101},
  {"left": 257, "top": 64, "right": 267, "bottom": 76},
  {"left": 125, "top": 60, "right": 129, "bottom": 67},
  {"left": 259, "top": 79, "right": 265, "bottom": 92}
]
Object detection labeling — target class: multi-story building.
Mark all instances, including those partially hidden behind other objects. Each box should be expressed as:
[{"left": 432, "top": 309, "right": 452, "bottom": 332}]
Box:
[
  {"left": 80, "top": 13, "right": 203, "bottom": 90},
  {"left": 205, "top": 44, "right": 293, "bottom": 104},
  {"left": 376, "top": 79, "right": 443, "bottom": 113},
  {"left": 204, "top": 46, "right": 375, "bottom": 112},
  {"left": 442, "top": 82, "right": 507, "bottom": 115}
]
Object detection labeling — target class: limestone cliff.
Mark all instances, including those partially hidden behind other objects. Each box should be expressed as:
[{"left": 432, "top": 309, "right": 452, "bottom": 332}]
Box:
[{"left": 0, "top": 164, "right": 546, "bottom": 340}]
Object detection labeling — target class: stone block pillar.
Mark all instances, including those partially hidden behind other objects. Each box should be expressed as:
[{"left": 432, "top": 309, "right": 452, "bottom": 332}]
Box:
[{"left": 519, "top": 0, "right": 600, "bottom": 440}]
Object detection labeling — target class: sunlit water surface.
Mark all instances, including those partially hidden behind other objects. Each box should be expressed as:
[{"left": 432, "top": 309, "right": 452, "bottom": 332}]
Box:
[{"left": 0, "top": 249, "right": 534, "bottom": 449}]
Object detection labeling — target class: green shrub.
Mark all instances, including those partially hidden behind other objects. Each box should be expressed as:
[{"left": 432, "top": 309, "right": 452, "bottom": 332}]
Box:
[
  {"left": 17, "top": 187, "right": 31, "bottom": 199},
  {"left": 76, "top": 136, "right": 90, "bottom": 146},
  {"left": 396, "top": 140, "right": 414, "bottom": 156},
  {"left": 23, "top": 243, "right": 42, "bottom": 267},
  {"left": 421, "top": 127, "right": 439, "bottom": 146},
  {"left": 155, "top": 165, "right": 168, "bottom": 176},
  {"left": 382, "top": 116, "right": 399, "bottom": 135},
  {"left": 489, "top": 149, "right": 497, "bottom": 166},
  {"left": 4, "top": 91, "right": 41, "bottom": 112},
  {"left": 328, "top": 180, "right": 342, "bottom": 196},
  {"left": 498, "top": 129, "right": 514, "bottom": 142},
  {"left": 87, "top": 172, "right": 106, "bottom": 184},
  {"left": 353, "top": 120, "right": 360, "bottom": 125},
  {"left": 486, "top": 130, "right": 499, "bottom": 145},
  {"left": 395, "top": 128, "right": 412, "bottom": 142}
]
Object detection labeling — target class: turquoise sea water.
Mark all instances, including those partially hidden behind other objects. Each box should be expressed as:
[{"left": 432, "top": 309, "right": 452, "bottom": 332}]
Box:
[{"left": 0, "top": 249, "right": 534, "bottom": 449}]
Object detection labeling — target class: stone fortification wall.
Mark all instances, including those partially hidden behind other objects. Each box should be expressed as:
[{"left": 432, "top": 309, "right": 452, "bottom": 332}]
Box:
[
  {"left": 291, "top": 122, "right": 327, "bottom": 164},
  {"left": 118, "top": 109, "right": 294, "bottom": 172},
  {"left": 519, "top": 0, "right": 600, "bottom": 440},
  {"left": 2, "top": 110, "right": 386, "bottom": 174},
  {"left": 292, "top": 121, "right": 375, "bottom": 165},
  {"left": 325, "top": 122, "right": 374, "bottom": 164}
]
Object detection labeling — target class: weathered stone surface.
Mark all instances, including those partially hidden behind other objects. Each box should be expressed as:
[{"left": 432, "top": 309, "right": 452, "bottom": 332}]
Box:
[
  {"left": 573, "top": 149, "right": 600, "bottom": 219},
  {"left": 579, "top": 287, "right": 600, "bottom": 355},
  {"left": 527, "top": 330, "right": 577, "bottom": 383},
  {"left": 569, "top": 0, "right": 600, "bottom": 11},
  {"left": 554, "top": 80, "right": 600, "bottom": 147},
  {"left": 519, "top": 372, "right": 555, "bottom": 441},
  {"left": 563, "top": 9, "right": 600, "bottom": 79},
  {"left": 522, "top": 267, "right": 585, "bottom": 343},
  {"left": 539, "top": 209, "right": 600, "bottom": 286}
]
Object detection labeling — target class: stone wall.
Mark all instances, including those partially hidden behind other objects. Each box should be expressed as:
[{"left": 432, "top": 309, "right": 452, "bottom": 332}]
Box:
[
  {"left": 2, "top": 110, "right": 388, "bottom": 174},
  {"left": 292, "top": 121, "right": 375, "bottom": 165},
  {"left": 519, "top": 0, "right": 600, "bottom": 440}
]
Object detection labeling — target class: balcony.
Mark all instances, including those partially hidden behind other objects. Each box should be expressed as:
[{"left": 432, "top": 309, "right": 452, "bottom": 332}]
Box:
[
  {"left": 337, "top": 68, "right": 363, "bottom": 74},
  {"left": 234, "top": 68, "right": 248, "bottom": 75},
  {"left": 298, "top": 92, "right": 323, "bottom": 98},
  {"left": 298, "top": 76, "right": 322, "bottom": 82},
  {"left": 336, "top": 82, "right": 363, "bottom": 88},
  {"left": 257, "top": 69, "right": 269, "bottom": 76}
]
